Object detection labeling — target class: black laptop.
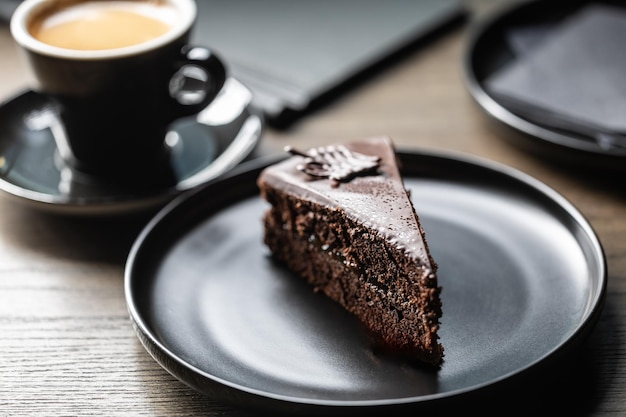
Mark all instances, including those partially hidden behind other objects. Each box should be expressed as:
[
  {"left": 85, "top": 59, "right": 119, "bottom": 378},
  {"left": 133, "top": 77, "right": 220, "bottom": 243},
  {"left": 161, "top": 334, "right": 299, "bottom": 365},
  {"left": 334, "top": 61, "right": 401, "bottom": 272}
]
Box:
[{"left": 192, "top": 0, "right": 465, "bottom": 127}]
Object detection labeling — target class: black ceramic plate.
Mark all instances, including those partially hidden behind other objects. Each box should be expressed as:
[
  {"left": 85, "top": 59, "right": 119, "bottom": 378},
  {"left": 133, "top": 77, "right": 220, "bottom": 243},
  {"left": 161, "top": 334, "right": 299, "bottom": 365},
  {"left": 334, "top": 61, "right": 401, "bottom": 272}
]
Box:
[
  {"left": 125, "top": 150, "right": 606, "bottom": 414},
  {"left": 0, "top": 78, "right": 262, "bottom": 215},
  {"left": 464, "top": 0, "right": 626, "bottom": 170}
]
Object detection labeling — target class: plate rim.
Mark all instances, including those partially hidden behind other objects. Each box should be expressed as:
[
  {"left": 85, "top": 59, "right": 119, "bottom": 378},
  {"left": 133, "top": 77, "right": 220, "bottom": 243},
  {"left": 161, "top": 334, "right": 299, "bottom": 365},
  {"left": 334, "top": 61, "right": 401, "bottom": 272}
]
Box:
[{"left": 124, "top": 148, "right": 607, "bottom": 413}]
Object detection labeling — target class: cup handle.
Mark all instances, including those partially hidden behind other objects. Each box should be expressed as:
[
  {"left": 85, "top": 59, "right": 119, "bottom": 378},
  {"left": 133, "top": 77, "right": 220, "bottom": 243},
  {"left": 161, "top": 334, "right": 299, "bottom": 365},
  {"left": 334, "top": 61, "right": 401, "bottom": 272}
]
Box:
[{"left": 168, "top": 45, "right": 227, "bottom": 118}]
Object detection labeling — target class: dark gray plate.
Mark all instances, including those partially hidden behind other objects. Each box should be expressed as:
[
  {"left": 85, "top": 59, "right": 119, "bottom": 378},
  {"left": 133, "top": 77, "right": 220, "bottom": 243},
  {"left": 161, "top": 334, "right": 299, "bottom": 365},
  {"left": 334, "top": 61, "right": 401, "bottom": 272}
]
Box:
[
  {"left": 0, "top": 78, "right": 262, "bottom": 215},
  {"left": 464, "top": 0, "right": 626, "bottom": 170},
  {"left": 125, "top": 149, "right": 606, "bottom": 414}
]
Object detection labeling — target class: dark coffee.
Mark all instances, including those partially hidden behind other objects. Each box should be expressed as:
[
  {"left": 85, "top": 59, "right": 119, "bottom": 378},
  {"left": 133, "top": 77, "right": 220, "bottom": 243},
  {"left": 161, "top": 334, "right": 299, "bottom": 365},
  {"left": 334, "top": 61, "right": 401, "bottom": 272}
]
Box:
[{"left": 29, "top": 1, "right": 176, "bottom": 50}]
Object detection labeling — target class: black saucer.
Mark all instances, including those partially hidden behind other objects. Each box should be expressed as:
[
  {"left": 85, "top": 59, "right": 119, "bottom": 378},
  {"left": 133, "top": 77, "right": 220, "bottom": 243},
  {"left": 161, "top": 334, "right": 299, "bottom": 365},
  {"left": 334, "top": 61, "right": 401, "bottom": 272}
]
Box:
[{"left": 0, "top": 78, "right": 263, "bottom": 215}]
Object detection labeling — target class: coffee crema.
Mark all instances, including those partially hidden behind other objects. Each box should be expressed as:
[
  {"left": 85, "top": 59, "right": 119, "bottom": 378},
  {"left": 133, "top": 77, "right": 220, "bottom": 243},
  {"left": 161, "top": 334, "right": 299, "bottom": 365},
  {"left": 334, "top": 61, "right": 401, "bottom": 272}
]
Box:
[{"left": 29, "top": 1, "right": 176, "bottom": 50}]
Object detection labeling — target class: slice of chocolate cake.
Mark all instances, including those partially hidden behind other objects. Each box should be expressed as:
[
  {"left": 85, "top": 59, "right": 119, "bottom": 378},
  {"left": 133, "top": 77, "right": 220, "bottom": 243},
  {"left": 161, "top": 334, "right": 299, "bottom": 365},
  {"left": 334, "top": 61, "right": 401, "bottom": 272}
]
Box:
[{"left": 257, "top": 136, "right": 443, "bottom": 367}]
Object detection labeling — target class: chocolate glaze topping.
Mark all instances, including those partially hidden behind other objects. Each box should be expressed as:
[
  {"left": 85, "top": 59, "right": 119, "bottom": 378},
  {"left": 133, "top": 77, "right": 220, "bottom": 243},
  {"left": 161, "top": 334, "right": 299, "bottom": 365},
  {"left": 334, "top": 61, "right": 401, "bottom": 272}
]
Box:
[{"left": 260, "top": 136, "right": 433, "bottom": 270}]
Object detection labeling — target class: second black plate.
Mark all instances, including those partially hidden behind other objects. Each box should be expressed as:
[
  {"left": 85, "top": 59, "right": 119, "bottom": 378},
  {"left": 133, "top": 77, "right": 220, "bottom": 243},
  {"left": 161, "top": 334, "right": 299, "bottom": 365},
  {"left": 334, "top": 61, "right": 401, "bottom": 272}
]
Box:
[
  {"left": 464, "top": 0, "right": 626, "bottom": 170},
  {"left": 125, "top": 149, "right": 606, "bottom": 414}
]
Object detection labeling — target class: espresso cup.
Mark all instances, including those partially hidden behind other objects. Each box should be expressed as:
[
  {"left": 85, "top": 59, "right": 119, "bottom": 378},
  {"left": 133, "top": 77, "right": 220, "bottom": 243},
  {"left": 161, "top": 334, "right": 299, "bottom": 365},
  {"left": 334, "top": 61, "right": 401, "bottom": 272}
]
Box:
[{"left": 10, "top": 0, "right": 227, "bottom": 179}]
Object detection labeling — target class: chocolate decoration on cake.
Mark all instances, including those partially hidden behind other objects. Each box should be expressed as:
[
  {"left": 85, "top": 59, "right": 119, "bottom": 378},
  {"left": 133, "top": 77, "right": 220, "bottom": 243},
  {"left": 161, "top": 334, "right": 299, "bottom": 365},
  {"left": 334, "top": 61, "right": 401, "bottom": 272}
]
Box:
[{"left": 285, "top": 145, "right": 381, "bottom": 186}]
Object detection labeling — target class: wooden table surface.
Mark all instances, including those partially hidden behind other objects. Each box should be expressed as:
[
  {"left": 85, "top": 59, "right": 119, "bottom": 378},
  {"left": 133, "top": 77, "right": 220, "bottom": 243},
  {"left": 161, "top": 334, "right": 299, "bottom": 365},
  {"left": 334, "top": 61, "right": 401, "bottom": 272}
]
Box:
[{"left": 1, "top": 1, "right": 624, "bottom": 415}]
